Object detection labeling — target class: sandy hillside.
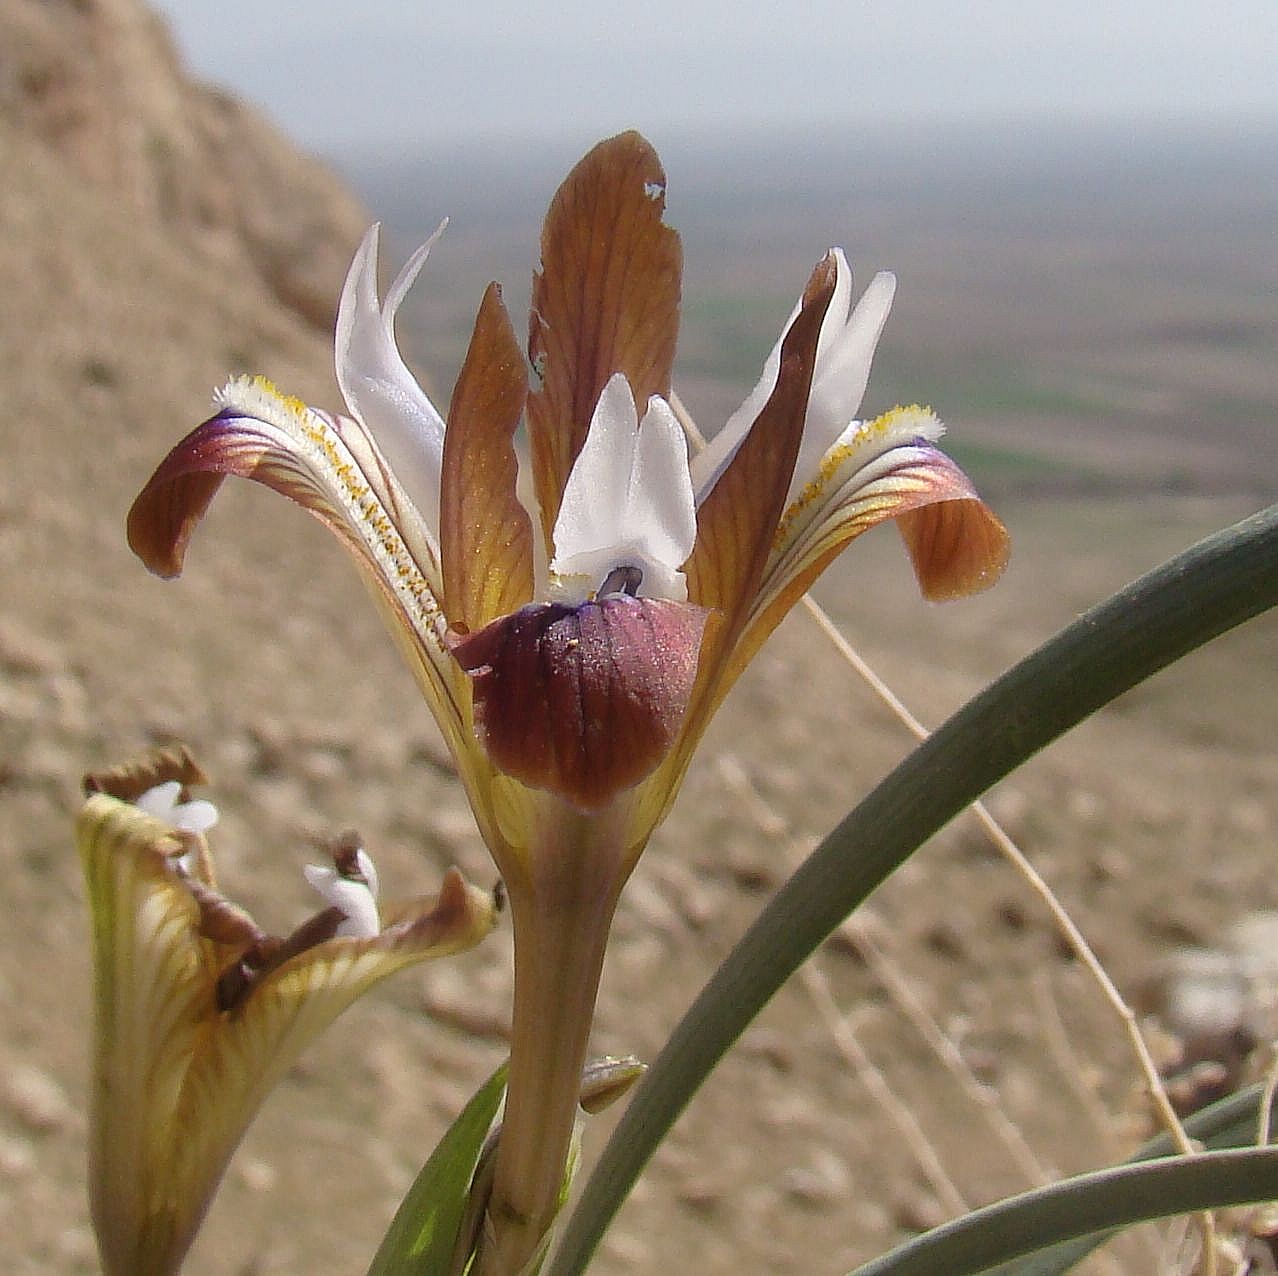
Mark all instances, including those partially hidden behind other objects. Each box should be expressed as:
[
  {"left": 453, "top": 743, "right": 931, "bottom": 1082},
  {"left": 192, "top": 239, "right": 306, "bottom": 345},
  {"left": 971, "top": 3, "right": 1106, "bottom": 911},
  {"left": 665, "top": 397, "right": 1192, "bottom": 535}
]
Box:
[{"left": 3, "top": 4, "right": 1277, "bottom": 1275}]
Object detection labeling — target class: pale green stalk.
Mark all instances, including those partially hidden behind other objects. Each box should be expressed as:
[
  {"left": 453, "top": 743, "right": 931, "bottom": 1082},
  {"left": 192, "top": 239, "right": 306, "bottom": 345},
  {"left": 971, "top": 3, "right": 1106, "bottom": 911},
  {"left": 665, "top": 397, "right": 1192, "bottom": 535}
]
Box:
[{"left": 475, "top": 808, "right": 631, "bottom": 1275}]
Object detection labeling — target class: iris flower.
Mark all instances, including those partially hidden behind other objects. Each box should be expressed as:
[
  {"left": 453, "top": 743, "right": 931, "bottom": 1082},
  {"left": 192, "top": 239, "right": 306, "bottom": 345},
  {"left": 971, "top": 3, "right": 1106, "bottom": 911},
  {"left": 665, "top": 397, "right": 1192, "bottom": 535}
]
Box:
[
  {"left": 127, "top": 132, "right": 1007, "bottom": 1271},
  {"left": 79, "top": 749, "right": 496, "bottom": 1276}
]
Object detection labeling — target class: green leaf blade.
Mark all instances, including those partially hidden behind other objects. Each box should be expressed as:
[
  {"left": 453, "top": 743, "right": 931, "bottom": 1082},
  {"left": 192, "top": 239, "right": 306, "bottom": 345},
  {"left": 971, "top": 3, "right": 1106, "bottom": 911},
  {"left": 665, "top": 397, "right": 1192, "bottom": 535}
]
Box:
[
  {"left": 367, "top": 1063, "right": 507, "bottom": 1276},
  {"left": 847, "top": 1146, "right": 1278, "bottom": 1276}
]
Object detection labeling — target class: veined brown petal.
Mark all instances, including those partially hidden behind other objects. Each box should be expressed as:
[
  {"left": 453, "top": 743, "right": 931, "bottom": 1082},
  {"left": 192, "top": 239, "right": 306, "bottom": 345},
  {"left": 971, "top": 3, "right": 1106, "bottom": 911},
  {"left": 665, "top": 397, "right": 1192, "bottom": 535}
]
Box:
[
  {"left": 441, "top": 282, "right": 534, "bottom": 632},
  {"left": 526, "top": 131, "right": 683, "bottom": 542},
  {"left": 451, "top": 596, "right": 710, "bottom": 811},
  {"left": 684, "top": 254, "right": 836, "bottom": 663},
  {"left": 127, "top": 377, "right": 474, "bottom": 760},
  {"left": 896, "top": 491, "right": 1011, "bottom": 601},
  {"left": 732, "top": 439, "right": 1009, "bottom": 684}
]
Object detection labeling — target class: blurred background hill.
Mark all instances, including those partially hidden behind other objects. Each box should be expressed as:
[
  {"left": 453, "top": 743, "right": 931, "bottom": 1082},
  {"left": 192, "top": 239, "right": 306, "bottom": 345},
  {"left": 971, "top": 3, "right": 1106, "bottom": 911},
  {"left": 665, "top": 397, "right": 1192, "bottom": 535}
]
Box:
[{"left": 1, "top": 1, "right": 1276, "bottom": 1272}]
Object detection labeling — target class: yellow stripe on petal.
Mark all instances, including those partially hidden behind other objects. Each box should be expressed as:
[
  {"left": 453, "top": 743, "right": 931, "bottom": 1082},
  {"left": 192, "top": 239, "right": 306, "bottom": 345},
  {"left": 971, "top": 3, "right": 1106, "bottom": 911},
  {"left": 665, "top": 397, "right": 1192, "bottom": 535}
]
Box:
[{"left": 78, "top": 794, "right": 213, "bottom": 1276}]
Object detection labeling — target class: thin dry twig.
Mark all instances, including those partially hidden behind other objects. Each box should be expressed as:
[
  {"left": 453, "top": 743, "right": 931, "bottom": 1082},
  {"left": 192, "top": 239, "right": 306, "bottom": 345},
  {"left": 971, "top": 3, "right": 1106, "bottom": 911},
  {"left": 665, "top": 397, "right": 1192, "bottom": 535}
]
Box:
[
  {"left": 803, "top": 961, "right": 972, "bottom": 1218},
  {"left": 720, "top": 758, "right": 1054, "bottom": 1187},
  {"left": 1030, "top": 969, "right": 1124, "bottom": 1157},
  {"left": 799, "top": 592, "right": 1217, "bottom": 1274},
  {"left": 1259, "top": 1044, "right": 1278, "bottom": 1148}
]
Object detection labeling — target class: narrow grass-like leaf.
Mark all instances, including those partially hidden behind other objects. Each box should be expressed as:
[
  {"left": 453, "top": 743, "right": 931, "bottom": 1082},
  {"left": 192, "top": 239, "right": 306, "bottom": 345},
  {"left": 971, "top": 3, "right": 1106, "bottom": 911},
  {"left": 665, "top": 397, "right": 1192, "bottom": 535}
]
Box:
[
  {"left": 846, "top": 1146, "right": 1278, "bottom": 1276},
  {"left": 551, "top": 502, "right": 1278, "bottom": 1276},
  {"left": 979, "top": 1080, "right": 1278, "bottom": 1275},
  {"left": 367, "top": 1063, "right": 507, "bottom": 1276}
]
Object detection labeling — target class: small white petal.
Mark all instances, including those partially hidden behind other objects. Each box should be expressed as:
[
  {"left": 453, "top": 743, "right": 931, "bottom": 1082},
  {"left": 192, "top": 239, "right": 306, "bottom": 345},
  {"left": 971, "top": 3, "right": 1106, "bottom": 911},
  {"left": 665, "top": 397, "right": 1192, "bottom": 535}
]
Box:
[
  {"left": 135, "top": 782, "right": 219, "bottom": 835},
  {"left": 170, "top": 800, "right": 219, "bottom": 835},
  {"left": 690, "top": 334, "right": 784, "bottom": 501},
  {"left": 135, "top": 781, "right": 181, "bottom": 820},
  {"left": 550, "top": 378, "right": 695, "bottom": 603},
  {"left": 626, "top": 395, "right": 697, "bottom": 583},
  {"left": 353, "top": 848, "right": 380, "bottom": 902},
  {"left": 335, "top": 223, "right": 448, "bottom": 537},
  {"left": 813, "top": 246, "right": 855, "bottom": 366},
  {"left": 303, "top": 864, "right": 381, "bottom": 939}
]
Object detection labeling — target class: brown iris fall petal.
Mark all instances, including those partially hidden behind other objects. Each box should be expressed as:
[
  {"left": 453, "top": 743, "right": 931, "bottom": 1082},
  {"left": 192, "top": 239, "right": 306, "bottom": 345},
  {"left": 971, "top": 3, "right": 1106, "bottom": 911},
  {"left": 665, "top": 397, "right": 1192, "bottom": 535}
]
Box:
[{"left": 450, "top": 595, "right": 710, "bottom": 811}]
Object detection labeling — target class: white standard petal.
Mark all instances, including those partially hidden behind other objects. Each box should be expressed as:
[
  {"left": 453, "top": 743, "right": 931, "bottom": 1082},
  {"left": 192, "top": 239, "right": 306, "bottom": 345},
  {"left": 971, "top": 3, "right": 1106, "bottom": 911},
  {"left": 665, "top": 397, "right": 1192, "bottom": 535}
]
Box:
[
  {"left": 814, "top": 246, "right": 854, "bottom": 366},
  {"left": 692, "top": 251, "right": 897, "bottom": 510},
  {"left": 549, "top": 376, "right": 696, "bottom": 603},
  {"left": 303, "top": 863, "right": 381, "bottom": 939},
  {"left": 793, "top": 265, "right": 897, "bottom": 500},
  {"left": 625, "top": 395, "right": 697, "bottom": 593},
  {"left": 334, "top": 223, "right": 448, "bottom": 538}
]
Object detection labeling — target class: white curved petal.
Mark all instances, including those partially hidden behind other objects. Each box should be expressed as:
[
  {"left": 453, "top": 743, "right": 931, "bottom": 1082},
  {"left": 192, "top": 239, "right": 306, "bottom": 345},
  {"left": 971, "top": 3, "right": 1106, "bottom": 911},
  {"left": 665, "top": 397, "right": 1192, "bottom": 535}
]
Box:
[
  {"left": 689, "top": 323, "right": 785, "bottom": 500},
  {"left": 693, "top": 252, "right": 898, "bottom": 511},
  {"left": 170, "top": 800, "right": 218, "bottom": 835},
  {"left": 794, "top": 269, "right": 897, "bottom": 498},
  {"left": 688, "top": 251, "right": 854, "bottom": 501},
  {"left": 135, "top": 780, "right": 181, "bottom": 820},
  {"left": 353, "top": 847, "right": 380, "bottom": 904},
  {"left": 335, "top": 223, "right": 448, "bottom": 538},
  {"left": 303, "top": 864, "right": 381, "bottom": 939},
  {"left": 550, "top": 378, "right": 695, "bottom": 602}
]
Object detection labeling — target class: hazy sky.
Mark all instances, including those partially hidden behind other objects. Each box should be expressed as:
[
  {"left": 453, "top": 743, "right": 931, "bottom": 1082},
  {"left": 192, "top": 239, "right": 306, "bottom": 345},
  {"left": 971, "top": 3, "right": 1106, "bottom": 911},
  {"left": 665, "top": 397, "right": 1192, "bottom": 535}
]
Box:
[{"left": 151, "top": 0, "right": 1277, "bottom": 155}]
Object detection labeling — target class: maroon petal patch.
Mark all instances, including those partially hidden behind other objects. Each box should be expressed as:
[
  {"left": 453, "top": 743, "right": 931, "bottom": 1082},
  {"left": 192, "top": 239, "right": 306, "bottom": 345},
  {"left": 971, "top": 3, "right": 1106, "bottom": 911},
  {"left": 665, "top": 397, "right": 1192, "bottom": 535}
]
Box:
[{"left": 450, "top": 596, "right": 710, "bottom": 810}]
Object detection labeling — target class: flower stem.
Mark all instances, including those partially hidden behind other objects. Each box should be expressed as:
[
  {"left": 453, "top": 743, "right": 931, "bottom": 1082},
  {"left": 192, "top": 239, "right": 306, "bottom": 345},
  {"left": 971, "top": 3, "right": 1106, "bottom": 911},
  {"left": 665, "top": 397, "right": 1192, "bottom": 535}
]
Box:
[{"left": 475, "top": 813, "right": 626, "bottom": 1275}]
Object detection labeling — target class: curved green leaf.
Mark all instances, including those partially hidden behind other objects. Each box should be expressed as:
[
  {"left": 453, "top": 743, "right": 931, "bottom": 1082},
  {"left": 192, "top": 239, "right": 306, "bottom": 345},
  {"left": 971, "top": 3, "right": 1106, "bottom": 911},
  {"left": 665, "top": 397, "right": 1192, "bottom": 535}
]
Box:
[
  {"left": 367, "top": 1063, "right": 507, "bottom": 1276},
  {"left": 846, "top": 1146, "right": 1278, "bottom": 1276},
  {"left": 980, "top": 1080, "right": 1278, "bottom": 1275},
  {"left": 551, "top": 502, "right": 1278, "bottom": 1275}
]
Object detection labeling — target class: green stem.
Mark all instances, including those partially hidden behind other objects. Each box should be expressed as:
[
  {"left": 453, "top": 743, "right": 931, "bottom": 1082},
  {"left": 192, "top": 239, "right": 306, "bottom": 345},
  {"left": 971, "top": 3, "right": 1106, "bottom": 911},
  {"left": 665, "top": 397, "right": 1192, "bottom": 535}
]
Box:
[
  {"left": 476, "top": 813, "right": 626, "bottom": 1276},
  {"left": 551, "top": 501, "right": 1278, "bottom": 1275}
]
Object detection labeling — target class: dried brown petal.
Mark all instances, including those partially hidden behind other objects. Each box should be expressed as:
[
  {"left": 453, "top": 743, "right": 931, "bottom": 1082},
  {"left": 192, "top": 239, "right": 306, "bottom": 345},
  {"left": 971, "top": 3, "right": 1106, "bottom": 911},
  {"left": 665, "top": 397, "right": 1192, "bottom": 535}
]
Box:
[{"left": 84, "top": 745, "right": 207, "bottom": 802}]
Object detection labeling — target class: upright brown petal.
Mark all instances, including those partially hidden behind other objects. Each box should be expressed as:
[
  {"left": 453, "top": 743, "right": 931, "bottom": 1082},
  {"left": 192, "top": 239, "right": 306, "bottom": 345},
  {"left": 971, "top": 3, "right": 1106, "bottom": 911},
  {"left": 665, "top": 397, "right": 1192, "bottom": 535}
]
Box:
[
  {"left": 526, "top": 131, "right": 683, "bottom": 542},
  {"left": 441, "top": 282, "right": 534, "bottom": 631},
  {"left": 684, "top": 254, "right": 837, "bottom": 657}
]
